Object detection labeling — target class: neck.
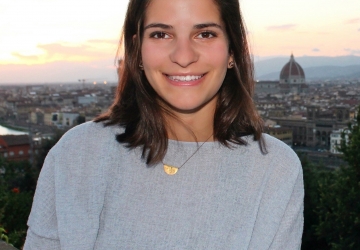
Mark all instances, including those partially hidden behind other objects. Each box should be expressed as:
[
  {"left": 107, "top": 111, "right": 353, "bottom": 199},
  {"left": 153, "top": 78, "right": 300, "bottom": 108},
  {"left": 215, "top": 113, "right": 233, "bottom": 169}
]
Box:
[{"left": 165, "top": 108, "right": 215, "bottom": 142}]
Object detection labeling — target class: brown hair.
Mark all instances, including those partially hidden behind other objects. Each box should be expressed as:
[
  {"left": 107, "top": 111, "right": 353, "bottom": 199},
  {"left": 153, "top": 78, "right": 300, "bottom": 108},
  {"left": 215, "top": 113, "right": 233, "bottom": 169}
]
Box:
[{"left": 95, "top": 0, "right": 265, "bottom": 165}]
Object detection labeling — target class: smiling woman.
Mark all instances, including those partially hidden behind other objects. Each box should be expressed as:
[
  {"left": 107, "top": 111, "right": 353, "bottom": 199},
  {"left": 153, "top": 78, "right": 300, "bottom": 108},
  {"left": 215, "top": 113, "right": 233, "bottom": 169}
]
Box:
[
  {"left": 141, "top": 0, "right": 232, "bottom": 136},
  {"left": 24, "top": 0, "right": 304, "bottom": 249}
]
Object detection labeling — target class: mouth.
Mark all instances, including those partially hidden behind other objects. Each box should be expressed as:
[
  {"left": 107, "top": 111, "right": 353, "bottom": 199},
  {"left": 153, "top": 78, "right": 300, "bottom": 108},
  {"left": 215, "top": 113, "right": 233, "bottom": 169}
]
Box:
[{"left": 165, "top": 74, "right": 205, "bottom": 82}]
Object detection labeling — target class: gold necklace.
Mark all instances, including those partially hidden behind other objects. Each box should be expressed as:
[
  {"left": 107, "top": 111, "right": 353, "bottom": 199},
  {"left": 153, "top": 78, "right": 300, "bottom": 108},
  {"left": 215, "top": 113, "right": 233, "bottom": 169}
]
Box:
[{"left": 163, "top": 134, "right": 213, "bottom": 175}]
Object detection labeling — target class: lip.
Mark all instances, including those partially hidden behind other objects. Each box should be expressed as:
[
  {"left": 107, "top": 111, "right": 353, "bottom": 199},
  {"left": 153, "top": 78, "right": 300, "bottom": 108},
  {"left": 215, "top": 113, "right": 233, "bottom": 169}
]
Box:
[{"left": 163, "top": 73, "right": 207, "bottom": 86}]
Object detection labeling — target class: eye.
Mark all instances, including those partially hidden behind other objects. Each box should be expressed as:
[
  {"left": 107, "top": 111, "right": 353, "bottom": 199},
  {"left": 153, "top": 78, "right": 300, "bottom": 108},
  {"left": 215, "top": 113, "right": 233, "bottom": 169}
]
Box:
[
  {"left": 196, "top": 31, "right": 216, "bottom": 39},
  {"left": 150, "top": 31, "right": 170, "bottom": 39}
]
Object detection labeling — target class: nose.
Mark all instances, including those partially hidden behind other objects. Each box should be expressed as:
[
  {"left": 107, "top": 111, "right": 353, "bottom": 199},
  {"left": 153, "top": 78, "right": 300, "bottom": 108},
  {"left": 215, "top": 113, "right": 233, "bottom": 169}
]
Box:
[{"left": 169, "top": 38, "right": 199, "bottom": 68}]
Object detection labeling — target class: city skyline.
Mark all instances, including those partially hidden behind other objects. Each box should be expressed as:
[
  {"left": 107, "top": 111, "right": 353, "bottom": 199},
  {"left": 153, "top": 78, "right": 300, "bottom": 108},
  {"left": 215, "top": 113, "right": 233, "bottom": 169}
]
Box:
[{"left": 0, "top": 0, "right": 359, "bottom": 83}]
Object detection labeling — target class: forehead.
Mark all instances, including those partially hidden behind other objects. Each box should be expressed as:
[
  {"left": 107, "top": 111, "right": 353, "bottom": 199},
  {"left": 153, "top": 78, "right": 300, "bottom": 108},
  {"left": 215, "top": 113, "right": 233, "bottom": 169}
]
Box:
[{"left": 144, "top": 0, "right": 222, "bottom": 26}]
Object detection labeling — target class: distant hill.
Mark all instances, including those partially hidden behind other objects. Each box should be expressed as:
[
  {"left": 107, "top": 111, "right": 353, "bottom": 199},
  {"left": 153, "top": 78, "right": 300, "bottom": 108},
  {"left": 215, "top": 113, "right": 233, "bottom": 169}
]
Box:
[
  {"left": 0, "top": 59, "right": 118, "bottom": 84},
  {"left": 259, "top": 65, "right": 360, "bottom": 80},
  {"left": 255, "top": 55, "right": 360, "bottom": 80}
]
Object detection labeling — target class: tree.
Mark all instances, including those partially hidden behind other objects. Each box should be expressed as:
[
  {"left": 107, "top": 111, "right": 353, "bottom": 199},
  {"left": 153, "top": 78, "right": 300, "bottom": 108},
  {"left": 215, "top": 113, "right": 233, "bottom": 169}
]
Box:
[
  {"left": 300, "top": 156, "right": 328, "bottom": 249},
  {"left": 0, "top": 159, "right": 35, "bottom": 248},
  {"left": 339, "top": 108, "right": 360, "bottom": 176},
  {"left": 35, "top": 129, "right": 64, "bottom": 171},
  {"left": 75, "top": 115, "right": 86, "bottom": 125},
  {"left": 0, "top": 130, "right": 64, "bottom": 248},
  {"left": 315, "top": 107, "right": 360, "bottom": 249}
]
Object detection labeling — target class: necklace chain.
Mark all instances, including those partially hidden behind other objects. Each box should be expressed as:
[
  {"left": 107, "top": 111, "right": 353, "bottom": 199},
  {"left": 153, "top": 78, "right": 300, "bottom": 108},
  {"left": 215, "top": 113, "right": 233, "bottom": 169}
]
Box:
[{"left": 162, "top": 134, "right": 213, "bottom": 175}]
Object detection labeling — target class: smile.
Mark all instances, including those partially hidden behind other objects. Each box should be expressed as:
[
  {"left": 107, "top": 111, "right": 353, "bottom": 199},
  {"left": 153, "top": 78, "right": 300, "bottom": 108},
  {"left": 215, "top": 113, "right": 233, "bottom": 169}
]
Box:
[{"left": 166, "top": 74, "right": 205, "bottom": 82}]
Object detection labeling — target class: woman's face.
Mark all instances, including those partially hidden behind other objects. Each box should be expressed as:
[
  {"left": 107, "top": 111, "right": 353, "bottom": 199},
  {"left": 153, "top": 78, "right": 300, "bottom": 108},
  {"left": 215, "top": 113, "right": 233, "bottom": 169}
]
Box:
[{"left": 141, "top": 0, "right": 232, "bottom": 114}]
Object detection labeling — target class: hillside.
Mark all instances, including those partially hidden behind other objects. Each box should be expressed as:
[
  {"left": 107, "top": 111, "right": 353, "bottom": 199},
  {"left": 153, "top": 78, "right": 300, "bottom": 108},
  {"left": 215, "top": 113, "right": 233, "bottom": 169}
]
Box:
[{"left": 255, "top": 55, "right": 360, "bottom": 80}]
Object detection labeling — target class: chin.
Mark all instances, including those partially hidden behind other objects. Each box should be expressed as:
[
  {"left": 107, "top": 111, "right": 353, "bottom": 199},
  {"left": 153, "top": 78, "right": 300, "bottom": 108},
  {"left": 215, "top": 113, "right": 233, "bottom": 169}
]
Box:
[{"left": 166, "top": 101, "right": 210, "bottom": 114}]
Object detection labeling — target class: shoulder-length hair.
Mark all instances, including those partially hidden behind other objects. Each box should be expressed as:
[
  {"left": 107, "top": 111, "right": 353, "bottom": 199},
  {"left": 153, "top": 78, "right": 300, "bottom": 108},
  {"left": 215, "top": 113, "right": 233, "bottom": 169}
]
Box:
[{"left": 95, "top": 0, "right": 265, "bottom": 165}]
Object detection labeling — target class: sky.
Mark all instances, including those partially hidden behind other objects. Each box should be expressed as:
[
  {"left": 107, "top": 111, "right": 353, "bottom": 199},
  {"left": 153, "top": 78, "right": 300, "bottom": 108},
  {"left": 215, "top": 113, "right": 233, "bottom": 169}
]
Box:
[{"left": 0, "top": 0, "right": 359, "bottom": 83}]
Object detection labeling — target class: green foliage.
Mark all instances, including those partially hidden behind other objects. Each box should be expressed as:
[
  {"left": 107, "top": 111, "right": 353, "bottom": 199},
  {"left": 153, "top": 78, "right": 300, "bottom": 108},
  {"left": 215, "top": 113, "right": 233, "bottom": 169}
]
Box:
[
  {"left": 76, "top": 115, "right": 86, "bottom": 125},
  {"left": 300, "top": 107, "right": 360, "bottom": 249},
  {"left": 316, "top": 166, "right": 360, "bottom": 249},
  {"left": 314, "top": 107, "right": 360, "bottom": 249},
  {"left": 1, "top": 191, "right": 32, "bottom": 248},
  {"left": 35, "top": 130, "right": 64, "bottom": 171},
  {"left": 0, "top": 159, "right": 36, "bottom": 248},
  {"left": 301, "top": 156, "right": 329, "bottom": 249},
  {"left": 0, "top": 130, "right": 64, "bottom": 248},
  {"left": 1, "top": 227, "right": 10, "bottom": 244},
  {"left": 1, "top": 159, "right": 37, "bottom": 192},
  {"left": 340, "top": 109, "right": 360, "bottom": 174},
  {"left": 7, "top": 230, "right": 26, "bottom": 248},
  {"left": 2, "top": 190, "right": 33, "bottom": 232}
]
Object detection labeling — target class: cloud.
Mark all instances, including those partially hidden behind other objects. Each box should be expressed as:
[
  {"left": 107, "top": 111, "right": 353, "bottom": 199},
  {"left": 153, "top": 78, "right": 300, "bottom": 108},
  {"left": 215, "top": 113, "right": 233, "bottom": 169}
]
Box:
[
  {"left": 345, "top": 18, "right": 360, "bottom": 24},
  {"left": 312, "top": 48, "right": 320, "bottom": 52},
  {"left": 7, "top": 42, "right": 117, "bottom": 65},
  {"left": 87, "top": 39, "right": 119, "bottom": 45},
  {"left": 11, "top": 52, "right": 39, "bottom": 61},
  {"left": 37, "top": 43, "right": 114, "bottom": 60},
  {"left": 266, "top": 24, "right": 297, "bottom": 31},
  {"left": 344, "top": 48, "right": 360, "bottom": 55},
  {"left": 358, "top": 28, "right": 360, "bottom": 32}
]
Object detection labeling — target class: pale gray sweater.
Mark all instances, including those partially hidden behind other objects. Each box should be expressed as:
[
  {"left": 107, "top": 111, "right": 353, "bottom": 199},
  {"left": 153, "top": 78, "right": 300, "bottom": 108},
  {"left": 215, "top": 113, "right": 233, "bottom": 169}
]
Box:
[{"left": 24, "top": 121, "right": 303, "bottom": 250}]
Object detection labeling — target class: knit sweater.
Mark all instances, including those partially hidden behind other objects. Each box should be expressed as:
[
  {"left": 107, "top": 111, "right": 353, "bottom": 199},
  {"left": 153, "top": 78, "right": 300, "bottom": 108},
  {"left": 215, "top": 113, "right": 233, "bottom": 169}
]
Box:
[{"left": 24, "top": 121, "right": 303, "bottom": 250}]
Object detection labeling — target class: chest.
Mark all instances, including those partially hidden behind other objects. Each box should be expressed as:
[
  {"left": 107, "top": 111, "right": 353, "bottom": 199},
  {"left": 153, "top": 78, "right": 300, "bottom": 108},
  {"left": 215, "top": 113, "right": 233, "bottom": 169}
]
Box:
[{"left": 93, "top": 152, "right": 269, "bottom": 249}]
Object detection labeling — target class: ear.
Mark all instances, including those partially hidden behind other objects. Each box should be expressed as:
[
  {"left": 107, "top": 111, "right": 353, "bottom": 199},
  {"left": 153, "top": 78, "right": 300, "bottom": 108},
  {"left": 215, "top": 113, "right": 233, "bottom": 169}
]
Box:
[{"left": 227, "top": 54, "right": 234, "bottom": 69}]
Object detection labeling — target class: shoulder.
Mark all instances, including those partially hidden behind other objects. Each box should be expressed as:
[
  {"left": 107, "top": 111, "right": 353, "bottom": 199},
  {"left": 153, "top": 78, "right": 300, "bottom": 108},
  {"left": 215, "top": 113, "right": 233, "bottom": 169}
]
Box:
[
  {"left": 262, "top": 133, "right": 300, "bottom": 164},
  {"left": 50, "top": 121, "right": 123, "bottom": 155},
  {"left": 57, "top": 121, "right": 121, "bottom": 144},
  {"left": 47, "top": 122, "right": 126, "bottom": 174},
  {"left": 242, "top": 133, "right": 302, "bottom": 178},
  {"left": 29, "top": 122, "right": 116, "bottom": 246},
  {"left": 244, "top": 133, "right": 299, "bottom": 160},
  {"left": 41, "top": 121, "right": 129, "bottom": 185}
]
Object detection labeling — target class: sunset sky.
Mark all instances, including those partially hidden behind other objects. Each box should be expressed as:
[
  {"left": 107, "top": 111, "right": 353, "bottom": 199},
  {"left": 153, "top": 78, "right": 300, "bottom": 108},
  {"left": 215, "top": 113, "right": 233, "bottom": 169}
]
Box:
[{"left": 0, "top": 0, "right": 359, "bottom": 83}]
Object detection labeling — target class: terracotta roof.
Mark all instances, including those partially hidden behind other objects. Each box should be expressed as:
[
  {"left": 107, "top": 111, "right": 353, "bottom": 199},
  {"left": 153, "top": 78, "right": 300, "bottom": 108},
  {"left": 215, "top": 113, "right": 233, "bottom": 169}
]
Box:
[
  {"left": 1, "top": 134, "right": 29, "bottom": 146},
  {"left": 280, "top": 54, "right": 305, "bottom": 80}
]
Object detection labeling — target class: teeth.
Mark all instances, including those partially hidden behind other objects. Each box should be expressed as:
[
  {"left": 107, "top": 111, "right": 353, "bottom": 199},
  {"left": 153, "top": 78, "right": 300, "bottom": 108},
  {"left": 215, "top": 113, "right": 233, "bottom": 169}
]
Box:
[{"left": 168, "top": 75, "right": 203, "bottom": 82}]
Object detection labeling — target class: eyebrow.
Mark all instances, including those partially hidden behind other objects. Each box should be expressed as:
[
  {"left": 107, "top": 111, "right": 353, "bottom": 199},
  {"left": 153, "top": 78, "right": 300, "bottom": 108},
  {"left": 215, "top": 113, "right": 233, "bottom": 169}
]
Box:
[
  {"left": 144, "top": 23, "right": 173, "bottom": 30},
  {"left": 143, "top": 22, "right": 223, "bottom": 31},
  {"left": 194, "top": 23, "right": 223, "bottom": 30}
]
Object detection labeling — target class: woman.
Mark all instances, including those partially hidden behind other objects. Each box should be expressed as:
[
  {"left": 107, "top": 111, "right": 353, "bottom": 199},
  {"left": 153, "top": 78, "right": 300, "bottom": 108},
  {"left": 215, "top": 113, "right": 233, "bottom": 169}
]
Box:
[{"left": 24, "top": 0, "right": 303, "bottom": 249}]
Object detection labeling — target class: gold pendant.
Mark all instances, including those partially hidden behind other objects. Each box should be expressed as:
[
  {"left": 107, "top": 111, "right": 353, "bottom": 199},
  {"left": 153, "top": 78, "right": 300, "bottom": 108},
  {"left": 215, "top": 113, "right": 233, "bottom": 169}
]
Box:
[{"left": 163, "top": 164, "right": 178, "bottom": 175}]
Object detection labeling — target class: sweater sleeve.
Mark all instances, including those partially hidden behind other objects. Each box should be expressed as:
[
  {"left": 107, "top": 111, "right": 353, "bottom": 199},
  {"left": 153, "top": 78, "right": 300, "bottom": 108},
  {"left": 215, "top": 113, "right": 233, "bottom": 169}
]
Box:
[
  {"left": 24, "top": 152, "right": 61, "bottom": 250},
  {"left": 269, "top": 166, "right": 304, "bottom": 249}
]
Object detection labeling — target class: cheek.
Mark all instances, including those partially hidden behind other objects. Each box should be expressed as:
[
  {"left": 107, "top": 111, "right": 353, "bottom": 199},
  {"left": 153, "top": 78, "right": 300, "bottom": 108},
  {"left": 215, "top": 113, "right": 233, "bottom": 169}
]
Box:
[
  {"left": 201, "top": 43, "right": 230, "bottom": 66},
  {"left": 141, "top": 42, "right": 164, "bottom": 68},
  {"left": 141, "top": 43, "right": 163, "bottom": 90}
]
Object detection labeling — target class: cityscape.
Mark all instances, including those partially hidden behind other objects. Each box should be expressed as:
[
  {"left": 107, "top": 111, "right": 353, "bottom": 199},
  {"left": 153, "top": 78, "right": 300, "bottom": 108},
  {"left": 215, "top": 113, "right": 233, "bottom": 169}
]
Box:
[{"left": 0, "top": 54, "right": 358, "bottom": 169}]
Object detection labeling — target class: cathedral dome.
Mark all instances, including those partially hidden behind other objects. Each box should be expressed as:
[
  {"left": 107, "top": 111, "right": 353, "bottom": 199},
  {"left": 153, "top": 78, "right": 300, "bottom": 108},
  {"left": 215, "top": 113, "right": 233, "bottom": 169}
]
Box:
[{"left": 280, "top": 54, "right": 305, "bottom": 84}]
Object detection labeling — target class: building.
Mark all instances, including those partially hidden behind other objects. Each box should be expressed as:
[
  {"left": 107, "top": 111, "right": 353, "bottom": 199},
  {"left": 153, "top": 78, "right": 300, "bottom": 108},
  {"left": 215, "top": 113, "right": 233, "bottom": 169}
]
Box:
[
  {"left": 50, "top": 112, "right": 80, "bottom": 127},
  {"left": 255, "top": 81, "right": 280, "bottom": 94},
  {"left": 0, "top": 134, "right": 30, "bottom": 161},
  {"left": 272, "top": 105, "right": 351, "bottom": 149},
  {"left": 30, "top": 109, "right": 44, "bottom": 124},
  {"left": 255, "top": 54, "right": 308, "bottom": 95},
  {"left": 264, "top": 126, "right": 293, "bottom": 147},
  {"left": 330, "top": 129, "right": 349, "bottom": 154},
  {"left": 78, "top": 95, "right": 98, "bottom": 106},
  {"left": 279, "top": 54, "right": 305, "bottom": 84}
]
